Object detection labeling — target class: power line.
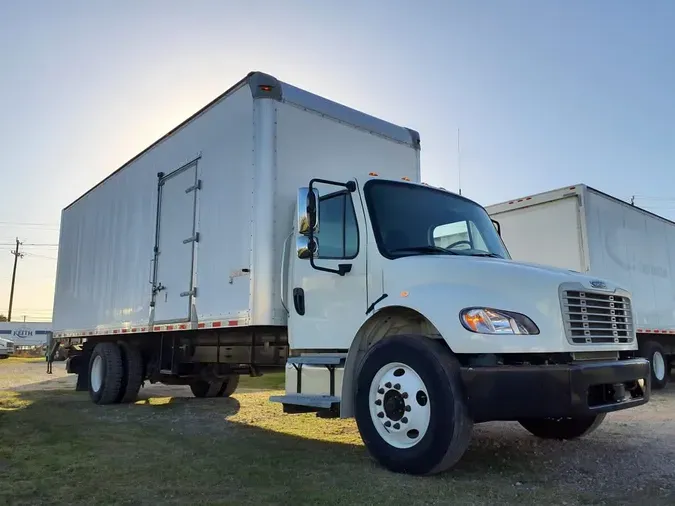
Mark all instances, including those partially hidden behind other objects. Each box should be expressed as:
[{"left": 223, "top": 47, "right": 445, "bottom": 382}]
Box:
[
  {"left": 0, "top": 221, "right": 59, "bottom": 226},
  {"left": 23, "top": 252, "right": 57, "bottom": 261},
  {"left": 0, "top": 243, "right": 58, "bottom": 247}
]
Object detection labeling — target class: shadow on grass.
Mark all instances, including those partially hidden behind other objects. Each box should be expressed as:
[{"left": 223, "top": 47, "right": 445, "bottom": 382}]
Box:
[{"left": 0, "top": 385, "right": 673, "bottom": 506}]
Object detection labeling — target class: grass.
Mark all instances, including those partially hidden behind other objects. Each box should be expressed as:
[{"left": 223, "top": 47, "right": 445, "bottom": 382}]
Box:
[
  {"left": 0, "top": 373, "right": 672, "bottom": 505},
  {"left": 0, "top": 356, "right": 45, "bottom": 364},
  {"left": 238, "top": 371, "right": 285, "bottom": 391},
  {"left": 0, "top": 386, "right": 571, "bottom": 505}
]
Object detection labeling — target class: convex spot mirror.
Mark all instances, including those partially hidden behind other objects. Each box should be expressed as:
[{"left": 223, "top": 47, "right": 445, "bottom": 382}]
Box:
[
  {"left": 297, "top": 236, "right": 319, "bottom": 259},
  {"left": 297, "top": 187, "right": 320, "bottom": 236}
]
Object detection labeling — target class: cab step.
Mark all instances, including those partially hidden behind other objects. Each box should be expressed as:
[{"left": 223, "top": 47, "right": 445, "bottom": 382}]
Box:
[
  {"left": 269, "top": 393, "right": 340, "bottom": 415},
  {"left": 285, "top": 353, "right": 346, "bottom": 398},
  {"left": 286, "top": 353, "right": 346, "bottom": 365}
]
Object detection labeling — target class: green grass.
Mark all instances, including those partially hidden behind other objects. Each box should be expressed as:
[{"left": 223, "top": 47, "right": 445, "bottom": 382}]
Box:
[
  {"left": 0, "top": 379, "right": 671, "bottom": 505},
  {"left": 0, "top": 356, "right": 44, "bottom": 364},
  {"left": 0, "top": 389, "right": 585, "bottom": 505},
  {"left": 238, "top": 371, "right": 285, "bottom": 390}
]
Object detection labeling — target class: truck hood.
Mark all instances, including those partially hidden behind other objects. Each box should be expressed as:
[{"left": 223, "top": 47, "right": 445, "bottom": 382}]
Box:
[{"left": 378, "top": 255, "right": 635, "bottom": 354}]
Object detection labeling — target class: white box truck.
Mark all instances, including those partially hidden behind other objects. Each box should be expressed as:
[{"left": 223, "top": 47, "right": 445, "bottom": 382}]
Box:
[
  {"left": 486, "top": 184, "right": 675, "bottom": 391},
  {"left": 50, "top": 73, "right": 650, "bottom": 476}
]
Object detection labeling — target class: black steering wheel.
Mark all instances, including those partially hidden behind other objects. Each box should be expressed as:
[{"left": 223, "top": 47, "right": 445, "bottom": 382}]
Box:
[{"left": 445, "top": 240, "right": 471, "bottom": 250}]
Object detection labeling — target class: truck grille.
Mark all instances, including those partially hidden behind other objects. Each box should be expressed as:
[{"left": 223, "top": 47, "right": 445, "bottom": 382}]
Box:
[{"left": 561, "top": 290, "right": 634, "bottom": 345}]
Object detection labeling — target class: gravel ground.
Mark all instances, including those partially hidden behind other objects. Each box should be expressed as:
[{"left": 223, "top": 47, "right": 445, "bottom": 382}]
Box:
[{"left": 1, "top": 359, "right": 674, "bottom": 503}]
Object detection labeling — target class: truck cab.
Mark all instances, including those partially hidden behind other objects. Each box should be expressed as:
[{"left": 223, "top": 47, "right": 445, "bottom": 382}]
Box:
[{"left": 276, "top": 173, "right": 650, "bottom": 475}]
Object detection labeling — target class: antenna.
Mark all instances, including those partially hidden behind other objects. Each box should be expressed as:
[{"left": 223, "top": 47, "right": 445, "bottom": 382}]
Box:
[{"left": 457, "top": 128, "right": 462, "bottom": 196}]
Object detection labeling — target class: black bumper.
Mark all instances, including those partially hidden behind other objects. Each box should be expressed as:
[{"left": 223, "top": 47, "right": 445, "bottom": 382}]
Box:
[{"left": 461, "top": 358, "right": 650, "bottom": 423}]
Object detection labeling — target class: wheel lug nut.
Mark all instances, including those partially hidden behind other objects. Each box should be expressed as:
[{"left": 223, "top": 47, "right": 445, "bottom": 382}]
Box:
[
  {"left": 375, "top": 399, "right": 382, "bottom": 406},
  {"left": 402, "top": 392, "right": 409, "bottom": 399},
  {"left": 393, "top": 423, "right": 400, "bottom": 429},
  {"left": 384, "top": 421, "right": 391, "bottom": 428},
  {"left": 385, "top": 382, "right": 392, "bottom": 388},
  {"left": 394, "top": 383, "right": 401, "bottom": 390},
  {"left": 405, "top": 405, "right": 411, "bottom": 412},
  {"left": 401, "top": 417, "right": 408, "bottom": 424},
  {"left": 378, "top": 388, "right": 384, "bottom": 394},
  {"left": 377, "top": 412, "right": 384, "bottom": 418}
]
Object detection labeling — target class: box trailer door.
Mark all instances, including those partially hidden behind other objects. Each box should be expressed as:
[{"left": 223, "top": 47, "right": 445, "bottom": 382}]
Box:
[{"left": 152, "top": 162, "right": 199, "bottom": 323}]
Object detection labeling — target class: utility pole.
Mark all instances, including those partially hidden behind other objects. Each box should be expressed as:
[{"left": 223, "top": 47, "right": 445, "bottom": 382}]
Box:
[{"left": 8, "top": 238, "right": 23, "bottom": 322}]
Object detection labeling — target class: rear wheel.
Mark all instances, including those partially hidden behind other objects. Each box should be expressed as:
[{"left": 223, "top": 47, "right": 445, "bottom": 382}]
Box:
[
  {"left": 640, "top": 340, "right": 669, "bottom": 390},
  {"left": 117, "top": 341, "right": 144, "bottom": 403},
  {"left": 88, "top": 342, "right": 124, "bottom": 405},
  {"left": 217, "top": 374, "right": 240, "bottom": 397},
  {"left": 189, "top": 379, "right": 223, "bottom": 398},
  {"left": 519, "top": 413, "right": 606, "bottom": 440},
  {"left": 354, "top": 335, "right": 473, "bottom": 475}
]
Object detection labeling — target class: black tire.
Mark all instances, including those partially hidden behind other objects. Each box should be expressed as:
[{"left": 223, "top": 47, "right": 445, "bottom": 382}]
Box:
[
  {"left": 354, "top": 334, "right": 473, "bottom": 475},
  {"left": 639, "top": 340, "right": 669, "bottom": 390},
  {"left": 217, "top": 374, "right": 240, "bottom": 397},
  {"left": 116, "top": 341, "right": 144, "bottom": 404},
  {"left": 189, "top": 379, "right": 223, "bottom": 398},
  {"left": 518, "top": 413, "right": 606, "bottom": 440},
  {"left": 88, "top": 342, "right": 124, "bottom": 405}
]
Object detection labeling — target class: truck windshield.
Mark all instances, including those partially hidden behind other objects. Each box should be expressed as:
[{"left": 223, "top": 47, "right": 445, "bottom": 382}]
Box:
[{"left": 363, "top": 180, "right": 511, "bottom": 260}]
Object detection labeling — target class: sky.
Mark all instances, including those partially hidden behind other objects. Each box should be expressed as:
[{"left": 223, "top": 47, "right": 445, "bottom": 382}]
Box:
[{"left": 1, "top": 0, "right": 674, "bottom": 322}]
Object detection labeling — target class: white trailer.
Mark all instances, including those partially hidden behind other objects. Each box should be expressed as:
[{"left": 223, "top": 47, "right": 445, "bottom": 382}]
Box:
[
  {"left": 486, "top": 184, "right": 675, "bottom": 390},
  {"left": 51, "top": 73, "right": 650, "bottom": 476}
]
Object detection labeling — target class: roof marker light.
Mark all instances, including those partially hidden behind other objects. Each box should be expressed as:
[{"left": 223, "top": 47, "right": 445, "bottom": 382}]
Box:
[
  {"left": 369, "top": 172, "right": 379, "bottom": 176},
  {"left": 402, "top": 177, "right": 410, "bottom": 181}
]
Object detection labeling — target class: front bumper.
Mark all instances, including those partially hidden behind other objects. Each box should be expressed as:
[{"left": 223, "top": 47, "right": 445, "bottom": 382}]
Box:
[{"left": 461, "top": 358, "right": 650, "bottom": 423}]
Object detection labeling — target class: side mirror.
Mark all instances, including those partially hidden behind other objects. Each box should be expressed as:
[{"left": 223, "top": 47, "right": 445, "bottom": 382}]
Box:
[
  {"left": 492, "top": 219, "right": 501, "bottom": 236},
  {"left": 297, "top": 236, "right": 319, "bottom": 259},
  {"left": 297, "top": 187, "right": 320, "bottom": 236}
]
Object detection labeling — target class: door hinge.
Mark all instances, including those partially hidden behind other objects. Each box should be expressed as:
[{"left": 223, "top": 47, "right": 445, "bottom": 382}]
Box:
[
  {"left": 180, "top": 288, "right": 197, "bottom": 297},
  {"left": 183, "top": 232, "right": 200, "bottom": 244},
  {"left": 185, "top": 180, "right": 202, "bottom": 193}
]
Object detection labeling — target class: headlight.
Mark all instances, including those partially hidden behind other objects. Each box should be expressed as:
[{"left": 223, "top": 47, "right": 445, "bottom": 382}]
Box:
[{"left": 460, "top": 308, "right": 539, "bottom": 335}]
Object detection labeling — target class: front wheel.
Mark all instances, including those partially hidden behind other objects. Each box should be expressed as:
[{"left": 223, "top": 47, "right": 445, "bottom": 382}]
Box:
[
  {"left": 518, "top": 413, "right": 606, "bottom": 440},
  {"left": 354, "top": 335, "right": 473, "bottom": 476}
]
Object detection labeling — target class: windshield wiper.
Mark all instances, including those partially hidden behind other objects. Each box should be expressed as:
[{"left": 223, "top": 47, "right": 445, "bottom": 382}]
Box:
[
  {"left": 463, "top": 252, "right": 503, "bottom": 258},
  {"left": 389, "top": 245, "right": 459, "bottom": 256}
]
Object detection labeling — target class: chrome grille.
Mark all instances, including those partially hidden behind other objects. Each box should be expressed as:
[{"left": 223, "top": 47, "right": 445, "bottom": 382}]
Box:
[{"left": 561, "top": 290, "right": 634, "bottom": 345}]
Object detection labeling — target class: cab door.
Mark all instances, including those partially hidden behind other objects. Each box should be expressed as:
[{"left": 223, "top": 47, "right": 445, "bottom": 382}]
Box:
[{"left": 287, "top": 180, "right": 369, "bottom": 350}]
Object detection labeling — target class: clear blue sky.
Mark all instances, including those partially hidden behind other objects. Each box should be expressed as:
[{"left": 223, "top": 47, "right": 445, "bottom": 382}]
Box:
[{"left": 1, "top": 0, "right": 674, "bottom": 320}]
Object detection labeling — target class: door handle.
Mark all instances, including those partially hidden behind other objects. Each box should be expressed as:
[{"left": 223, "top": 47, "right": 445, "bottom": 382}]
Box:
[{"left": 293, "top": 288, "right": 305, "bottom": 315}]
